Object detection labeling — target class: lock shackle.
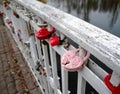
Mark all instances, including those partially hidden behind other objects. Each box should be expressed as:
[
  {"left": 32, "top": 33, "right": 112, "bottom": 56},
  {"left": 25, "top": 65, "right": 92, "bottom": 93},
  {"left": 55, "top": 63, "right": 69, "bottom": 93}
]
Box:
[
  {"left": 82, "top": 51, "right": 90, "bottom": 62},
  {"left": 72, "top": 49, "right": 90, "bottom": 62}
]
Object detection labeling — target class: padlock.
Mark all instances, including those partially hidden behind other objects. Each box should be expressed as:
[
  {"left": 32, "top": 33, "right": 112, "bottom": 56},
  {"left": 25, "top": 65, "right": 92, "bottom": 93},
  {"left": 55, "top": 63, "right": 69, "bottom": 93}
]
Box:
[
  {"left": 3, "top": 1, "right": 8, "bottom": 8},
  {"left": 104, "top": 74, "right": 120, "bottom": 94},
  {"left": 17, "top": 29, "right": 21, "bottom": 33},
  {"left": 50, "top": 35, "right": 61, "bottom": 46},
  {"left": 50, "top": 35, "right": 70, "bottom": 47},
  {"left": 63, "top": 42, "right": 70, "bottom": 49},
  {"left": 3, "top": 0, "right": 10, "bottom": 9},
  {"left": 42, "top": 68, "right": 47, "bottom": 76},
  {"left": 35, "top": 63, "right": 42, "bottom": 75},
  {"left": 10, "top": 25, "right": 15, "bottom": 33},
  {"left": 36, "top": 28, "right": 56, "bottom": 40},
  {"left": 61, "top": 49, "right": 90, "bottom": 72},
  {"left": 17, "top": 29, "right": 22, "bottom": 42},
  {"left": 13, "top": 11, "right": 19, "bottom": 18},
  {"left": 0, "top": 11, "right": 5, "bottom": 18},
  {"left": 7, "top": 20, "right": 12, "bottom": 24}
]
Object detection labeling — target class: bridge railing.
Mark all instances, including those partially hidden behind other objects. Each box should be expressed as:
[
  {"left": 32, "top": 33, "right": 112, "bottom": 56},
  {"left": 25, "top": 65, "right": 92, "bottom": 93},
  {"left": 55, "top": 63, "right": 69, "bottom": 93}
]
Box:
[{"left": 1, "top": 0, "right": 120, "bottom": 94}]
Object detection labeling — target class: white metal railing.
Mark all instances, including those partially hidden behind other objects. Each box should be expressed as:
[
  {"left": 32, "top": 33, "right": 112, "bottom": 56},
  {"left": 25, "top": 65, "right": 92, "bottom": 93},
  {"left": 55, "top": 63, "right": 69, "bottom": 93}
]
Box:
[{"left": 1, "top": 0, "right": 120, "bottom": 94}]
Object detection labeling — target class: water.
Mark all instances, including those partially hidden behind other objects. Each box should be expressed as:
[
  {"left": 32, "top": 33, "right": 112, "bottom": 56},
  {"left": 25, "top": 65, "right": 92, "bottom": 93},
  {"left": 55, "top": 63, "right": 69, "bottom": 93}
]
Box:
[
  {"left": 46, "top": 0, "right": 120, "bottom": 94},
  {"left": 47, "top": 0, "right": 120, "bottom": 38}
]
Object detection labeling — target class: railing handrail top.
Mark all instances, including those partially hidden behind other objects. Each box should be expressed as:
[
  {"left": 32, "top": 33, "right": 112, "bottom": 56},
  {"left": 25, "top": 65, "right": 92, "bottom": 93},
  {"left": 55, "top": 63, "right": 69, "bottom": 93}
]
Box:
[{"left": 12, "top": 0, "right": 120, "bottom": 74}]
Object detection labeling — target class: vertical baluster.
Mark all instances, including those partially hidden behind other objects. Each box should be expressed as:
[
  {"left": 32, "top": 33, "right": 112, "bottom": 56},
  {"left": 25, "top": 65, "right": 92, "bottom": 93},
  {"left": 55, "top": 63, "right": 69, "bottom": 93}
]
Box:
[
  {"left": 77, "top": 47, "right": 87, "bottom": 94},
  {"left": 4, "top": 9, "right": 18, "bottom": 44},
  {"left": 33, "top": 27, "right": 49, "bottom": 94},
  {"left": 27, "top": 21, "right": 49, "bottom": 94},
  {"left": 60, "top": 33, "right": 69, "bottom": 94},
  {"left": 18, "top": 18, "right": 29, "bottom": 43},
  {"left": 110, "top": 72, "right": 120, "bottom": 87},
  {"left": 42, "top": 43, "right": 54, "bottom": 94},
  {"left": 3, "top": 8, "right": 11, "bottom": 29},
  {"left": 29, "top": 35, "right": 38, "bottom": 65},
  {"left": 33, "top": 18, "right": 43, "bottom": 61},
  {"left": 77, "top": 72, "right": 86, "bottom": 94},
  {"left": 11, "top": 12, "right": 23, "bottom": 49},
  {"left": 61, "top": 66, "right": 68, "bottom": 94},
  {"left": 42, "top": 24, "right": 55, "bottom": 94},
  {"left": 49, "top": 46, "right": 60, "bottom": 94}
]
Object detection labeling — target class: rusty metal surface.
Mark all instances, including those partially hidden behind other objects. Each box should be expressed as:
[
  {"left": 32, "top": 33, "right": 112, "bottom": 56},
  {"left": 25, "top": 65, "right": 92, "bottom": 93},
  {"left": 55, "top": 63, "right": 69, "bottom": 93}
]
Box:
[{"left": 0, "top": 25, "right": 42, "bottom": 94}]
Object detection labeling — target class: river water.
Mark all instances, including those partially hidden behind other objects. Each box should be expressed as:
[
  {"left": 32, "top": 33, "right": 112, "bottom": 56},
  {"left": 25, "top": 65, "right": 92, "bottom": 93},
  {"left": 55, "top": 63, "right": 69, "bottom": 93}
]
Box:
[
  {"left": 47, "top": 0, "right": 120, "bottom": 38},
  {"left": 46, "top": 0, "right": 120, "bottom": 94}
]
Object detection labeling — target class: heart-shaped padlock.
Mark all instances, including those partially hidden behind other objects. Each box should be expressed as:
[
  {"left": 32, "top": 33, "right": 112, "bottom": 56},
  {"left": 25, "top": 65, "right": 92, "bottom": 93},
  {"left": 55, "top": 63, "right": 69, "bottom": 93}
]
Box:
[
  {"left": 0, "top": 12, "right": 4, "bottom": 18},
  {"left": 61, "top": 49, "right": 90, "bottom": 72},
  {"left": 36, "top": 28, "right": 56, "bottom": 40},
  {"left": 7, "top": 20, "right": 12, "bottom": 24},
  {"left": 50, "top": 35, "right": 61, "bottom": 46}
]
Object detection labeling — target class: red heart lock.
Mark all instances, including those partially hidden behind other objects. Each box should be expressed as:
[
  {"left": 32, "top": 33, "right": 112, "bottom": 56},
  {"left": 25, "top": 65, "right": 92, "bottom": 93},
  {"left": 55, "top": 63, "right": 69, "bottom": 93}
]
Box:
[
  {"left": 7, "top": 20, "right": 12, "bottom": 24},
  {"left": 36, "top": 28, "right": 51, "bottom": 40},
  {"left": 36, "top": 28, "right": 56, "bottom": 40},
  {"left": 50, "top": 35, "right": 61, "bottom": 46},
  {"left": 0, "top": 12, "right": 4, "bottom": 18}
]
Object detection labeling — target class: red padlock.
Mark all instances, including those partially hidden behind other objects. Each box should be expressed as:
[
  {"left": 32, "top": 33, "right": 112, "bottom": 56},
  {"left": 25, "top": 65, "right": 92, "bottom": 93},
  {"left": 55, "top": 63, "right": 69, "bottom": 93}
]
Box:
[
  {"left": 36, "top": 28, "right": 56, "bottom": 40},
  {"left": 17, "top": 29, "right": 21, "bottom": 33},
  {"left": 50, "top": 35, "right": 61, "bottom": 46},
  {"left": 0, "top": 12, "right": 5, "bottom": 18},
  {"left": 3, "top": 0, "right": 9, "bottom": 8},
  {"left": 3, "top": 3, "right": 8, "bottom": 8},
  {"left": 7, "top": 20, "right": 12, "bottom": 24},
  {"left": 104, "top": 74, "right": 120, "bottom": 94}
]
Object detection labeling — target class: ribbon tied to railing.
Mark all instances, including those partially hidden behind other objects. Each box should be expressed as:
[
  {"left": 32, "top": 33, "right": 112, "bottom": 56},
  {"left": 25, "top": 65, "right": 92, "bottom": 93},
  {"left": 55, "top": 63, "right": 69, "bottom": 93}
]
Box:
[{"left": 61, "top": 49, "right": 90, "bottom": 72}]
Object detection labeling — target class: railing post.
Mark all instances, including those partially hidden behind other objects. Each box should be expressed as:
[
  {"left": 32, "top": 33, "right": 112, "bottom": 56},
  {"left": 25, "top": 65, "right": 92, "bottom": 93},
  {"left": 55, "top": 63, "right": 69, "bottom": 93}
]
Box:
[
  {"left": 77, "top": 47, "right": 87, "bottom": 94},
  {"left": 42, "top": 43, "right": 54, "bottom": 94},
  {"left": 18, "top": 18, "right": 29, "bottom": 43},
  {"left": 49, "top": 46, "right": 60, "bottom": 94},
  {"left": 8, "top": 10, "right": 23, "bottom": 50},
  {"left": 110, "top": 72, "right": 120, "bottom": 87},
  {"left": 60, "top": 34, "right": 69, "bottom": 94}
]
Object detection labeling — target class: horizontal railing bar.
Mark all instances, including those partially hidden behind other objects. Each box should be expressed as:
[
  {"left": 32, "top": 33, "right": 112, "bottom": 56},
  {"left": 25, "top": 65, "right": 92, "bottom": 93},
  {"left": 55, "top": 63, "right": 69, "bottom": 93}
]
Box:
[
  {"left": 79, "top": 67, "right": 111, "bottom": 94},
  {"left": 88, "top": 60, "right": 108, "bottom": 81},
  {"left": 10, "top": 0, "right": 120, "bottom": 74}
]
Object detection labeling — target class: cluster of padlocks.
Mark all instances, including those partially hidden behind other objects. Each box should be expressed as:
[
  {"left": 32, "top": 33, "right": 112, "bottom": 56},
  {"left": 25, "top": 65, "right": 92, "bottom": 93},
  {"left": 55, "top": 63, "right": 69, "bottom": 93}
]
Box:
[{"left": 1, "top": 0, "right": 120, "bottom": 94}]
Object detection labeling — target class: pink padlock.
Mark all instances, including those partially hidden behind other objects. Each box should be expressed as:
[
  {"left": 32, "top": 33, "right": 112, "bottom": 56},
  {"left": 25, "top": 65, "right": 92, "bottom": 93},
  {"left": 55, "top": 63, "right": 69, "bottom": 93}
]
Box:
[{"left": 61, "top": 49, "right": 90, "bottom": 72}]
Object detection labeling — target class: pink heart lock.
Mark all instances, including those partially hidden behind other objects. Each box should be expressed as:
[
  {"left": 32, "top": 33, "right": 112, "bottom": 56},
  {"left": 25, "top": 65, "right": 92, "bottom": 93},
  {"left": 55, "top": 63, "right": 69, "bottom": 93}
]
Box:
[
  {"left": 50, "top": 35, "right": 61, "bottom": 46},
  {"left": 61, "top": 49, "right": 90, "bottom": 72}
]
